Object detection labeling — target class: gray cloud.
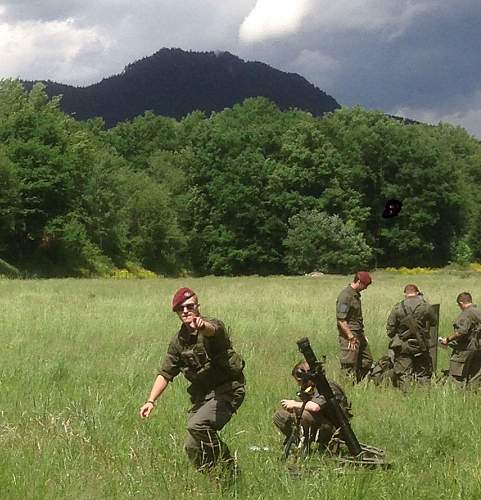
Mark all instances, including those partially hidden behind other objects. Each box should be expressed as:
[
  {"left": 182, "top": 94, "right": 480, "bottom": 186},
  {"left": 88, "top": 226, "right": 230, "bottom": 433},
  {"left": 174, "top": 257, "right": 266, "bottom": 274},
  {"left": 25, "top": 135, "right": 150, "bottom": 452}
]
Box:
[
  {"left": 0, "top": 0, "right": 85, "bottom": 23},
  {"left": 0, "top": 0, "right": 480, "bottom": 138},
  {"left": 239, "top": 0, "right": 481, "bottom": 138},
  {"left": 390, "top": 90, "right": 481, "bottom": 141}
]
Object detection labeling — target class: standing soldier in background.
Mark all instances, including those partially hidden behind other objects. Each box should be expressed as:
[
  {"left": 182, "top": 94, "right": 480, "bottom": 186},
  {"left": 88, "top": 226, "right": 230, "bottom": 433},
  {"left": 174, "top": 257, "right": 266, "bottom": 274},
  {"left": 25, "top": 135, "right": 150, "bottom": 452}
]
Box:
[
  {"left": 336, "top": 272, "right": 373, "bottom": 382},
  {"left": 386, "top": 284, "right": 437, "bottom": 390},
  {"left": 139, "top": 287, "right": 245, "bottom": 475},
  {"left": 440, "top": 292, "right": 481, "bottom": 387}
]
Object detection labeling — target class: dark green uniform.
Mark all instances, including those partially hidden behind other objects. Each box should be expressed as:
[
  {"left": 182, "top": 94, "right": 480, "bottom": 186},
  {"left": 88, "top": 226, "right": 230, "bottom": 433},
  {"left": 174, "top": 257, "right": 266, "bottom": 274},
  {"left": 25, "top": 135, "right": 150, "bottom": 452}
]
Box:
[
  {"left": 159, "top": 319, "right": 245, "bottom": 470},
  {"left": 449, "top": 305, "right": 481, "bottom": 384},
  {"left": 336, "top": 285, "right": 373, "bottom": 380},
  {"left": 273, "top": 382, "right": 351, "bottom": 448},
  {"left": 387, "top": 295, "right": 437, "bottom": 389}
]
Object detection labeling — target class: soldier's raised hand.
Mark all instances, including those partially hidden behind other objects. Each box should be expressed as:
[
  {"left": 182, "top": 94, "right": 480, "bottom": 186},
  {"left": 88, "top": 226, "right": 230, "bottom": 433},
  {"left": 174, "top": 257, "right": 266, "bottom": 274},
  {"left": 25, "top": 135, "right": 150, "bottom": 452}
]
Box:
[{"left": 190, "top": 315, "right": 205, "bottom": 331}]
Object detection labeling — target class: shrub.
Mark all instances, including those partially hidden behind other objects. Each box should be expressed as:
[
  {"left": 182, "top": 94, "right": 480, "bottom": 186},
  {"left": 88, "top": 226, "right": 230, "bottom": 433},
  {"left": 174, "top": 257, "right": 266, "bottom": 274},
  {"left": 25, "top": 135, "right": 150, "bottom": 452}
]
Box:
[
  {"left": 283, "top": 210, "right": 373, "bottom": 274},
  {"left": 450, "top": 238, "right": 473, "bottom": 267}
]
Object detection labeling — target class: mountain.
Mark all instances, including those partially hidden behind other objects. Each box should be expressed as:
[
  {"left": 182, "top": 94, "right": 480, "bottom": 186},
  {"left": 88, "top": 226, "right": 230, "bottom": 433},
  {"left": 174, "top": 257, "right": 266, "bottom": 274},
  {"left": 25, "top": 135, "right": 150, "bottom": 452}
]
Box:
[{"left": 24, "top": 48, "right": 340, "bottom": 127}]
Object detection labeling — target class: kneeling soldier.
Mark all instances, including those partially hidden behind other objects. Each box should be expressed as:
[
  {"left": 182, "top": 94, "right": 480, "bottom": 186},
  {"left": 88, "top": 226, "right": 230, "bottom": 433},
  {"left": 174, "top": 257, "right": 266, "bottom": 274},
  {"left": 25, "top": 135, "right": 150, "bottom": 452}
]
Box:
[
  {"left": 139, "top": 287, "right": 245, "bottom": 472},
  {"left": 273, "top": 361, "right": 352, "bottom": 451},
  {"left": 440, "top": 292, "right": 481, "bottom": 387}
]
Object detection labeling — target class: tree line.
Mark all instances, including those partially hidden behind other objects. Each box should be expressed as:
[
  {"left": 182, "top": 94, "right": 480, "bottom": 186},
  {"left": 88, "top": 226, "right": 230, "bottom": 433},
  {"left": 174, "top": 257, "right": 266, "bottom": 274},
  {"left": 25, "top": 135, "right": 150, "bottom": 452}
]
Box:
[{"left": 1, "top": 80, "right": 480, "bottom": 277}]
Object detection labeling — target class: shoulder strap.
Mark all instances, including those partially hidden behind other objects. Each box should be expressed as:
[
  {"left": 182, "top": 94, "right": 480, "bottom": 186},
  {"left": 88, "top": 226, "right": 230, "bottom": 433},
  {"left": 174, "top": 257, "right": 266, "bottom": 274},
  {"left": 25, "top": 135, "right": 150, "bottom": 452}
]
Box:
[{"left": 401, "top": 301, "right": 428, "bottom": 352}]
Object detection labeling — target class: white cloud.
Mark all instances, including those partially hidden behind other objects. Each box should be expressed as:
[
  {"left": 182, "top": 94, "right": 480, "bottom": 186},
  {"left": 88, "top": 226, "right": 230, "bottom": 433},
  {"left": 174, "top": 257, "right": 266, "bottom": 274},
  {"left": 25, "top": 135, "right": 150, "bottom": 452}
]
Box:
[
  {"left": 239, "top": 0, "right": 312, "bottom": 43},
  {"left": 0, "top": 17, "right": 111, "bottom": 84}
]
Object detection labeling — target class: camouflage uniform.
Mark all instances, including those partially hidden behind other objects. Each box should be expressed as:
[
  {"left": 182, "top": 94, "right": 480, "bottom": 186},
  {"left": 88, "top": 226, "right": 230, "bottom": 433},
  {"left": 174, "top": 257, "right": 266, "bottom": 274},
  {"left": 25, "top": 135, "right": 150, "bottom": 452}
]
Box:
[
  {"left": 449, "top": 305, "right": 481, "bottom": 385},
  {"left": 336, "top": 285, "right": 373, "bottom": 380},
  {"left": 273, "top": 382, "right": 351, "bottom": 448},
  {"left": 158, "top": 319, "right": 245, "bottom": 470},
  {"left": 387, "top": 295, "right": 437, "bottom": 389}
]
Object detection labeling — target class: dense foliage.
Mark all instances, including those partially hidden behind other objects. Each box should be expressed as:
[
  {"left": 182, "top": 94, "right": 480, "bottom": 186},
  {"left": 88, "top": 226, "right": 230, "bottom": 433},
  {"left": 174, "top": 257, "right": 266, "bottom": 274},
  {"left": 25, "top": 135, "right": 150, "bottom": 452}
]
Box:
[{"left": 1, "top": 80, "right": 480, "bottom": 276}]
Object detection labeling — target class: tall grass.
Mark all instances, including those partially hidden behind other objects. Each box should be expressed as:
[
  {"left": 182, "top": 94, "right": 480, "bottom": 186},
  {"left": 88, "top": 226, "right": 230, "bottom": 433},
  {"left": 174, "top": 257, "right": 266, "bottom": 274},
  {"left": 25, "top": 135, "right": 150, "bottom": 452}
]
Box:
[{"left": 1, "top": 273, "right": 481, "bottom": 498}]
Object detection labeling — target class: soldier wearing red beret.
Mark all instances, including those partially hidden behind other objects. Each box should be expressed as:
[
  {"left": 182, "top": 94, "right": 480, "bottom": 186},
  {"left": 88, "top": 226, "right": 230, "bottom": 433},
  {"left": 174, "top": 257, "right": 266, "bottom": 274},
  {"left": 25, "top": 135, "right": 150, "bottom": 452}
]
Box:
[
  {"left": 336, "top": 272, "right": 373, "bottom": 382},
  {"left": 139, "top": 287, "right": 245, "bottom": 474}
]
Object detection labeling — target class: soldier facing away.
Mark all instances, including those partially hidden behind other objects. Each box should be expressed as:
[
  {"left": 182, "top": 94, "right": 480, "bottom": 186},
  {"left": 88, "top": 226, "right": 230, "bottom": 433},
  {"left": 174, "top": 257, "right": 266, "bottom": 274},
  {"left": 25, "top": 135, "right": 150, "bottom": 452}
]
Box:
[
  {"left": 336, "top": 271, "right": 373, "bottom": 382},
  {"left": 440, "top": 292, "right": 481, "bottom": 387},
  {"left": 386, "top": 284, "right": 437, "bottom": 389},
  {"left": 273, "top": 360, "right": 352, "bottom": 451},
  {"left": 139, "top": 287, "right": 245, "bottom": 473}
]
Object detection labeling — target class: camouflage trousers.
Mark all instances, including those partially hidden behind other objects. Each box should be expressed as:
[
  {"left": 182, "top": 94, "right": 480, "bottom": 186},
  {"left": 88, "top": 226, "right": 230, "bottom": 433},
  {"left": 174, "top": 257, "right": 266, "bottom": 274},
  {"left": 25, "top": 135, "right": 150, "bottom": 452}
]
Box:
[
  {"left": 392, "top": 351, "right": 432, "bottom": 390},
  {"left": 273, "top": 408, "right": 336, "bottom": 448},
  {"left": 185, "top": 386, "right": 245, "bottom": 471},
  {"left": 338, "top": 334, "right": 373, "bottom": 382}
]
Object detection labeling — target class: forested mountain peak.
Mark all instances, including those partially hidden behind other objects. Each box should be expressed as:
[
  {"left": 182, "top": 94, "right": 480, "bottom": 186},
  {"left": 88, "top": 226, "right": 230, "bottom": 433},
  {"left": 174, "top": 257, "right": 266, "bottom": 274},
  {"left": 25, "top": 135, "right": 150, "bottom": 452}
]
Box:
[{"left": 23, "top": 48, "right": 340, "bottom": 127}]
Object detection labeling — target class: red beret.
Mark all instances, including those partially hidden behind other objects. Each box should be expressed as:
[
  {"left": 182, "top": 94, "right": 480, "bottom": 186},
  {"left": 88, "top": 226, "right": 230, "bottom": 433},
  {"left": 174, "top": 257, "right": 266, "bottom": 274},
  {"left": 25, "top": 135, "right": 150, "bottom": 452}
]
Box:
[
  {"left": 172, "top": 287, "right": 196, "bottom": 311},
  {"left": 356, "top": 271, "right": 372, "bottom": 285}
]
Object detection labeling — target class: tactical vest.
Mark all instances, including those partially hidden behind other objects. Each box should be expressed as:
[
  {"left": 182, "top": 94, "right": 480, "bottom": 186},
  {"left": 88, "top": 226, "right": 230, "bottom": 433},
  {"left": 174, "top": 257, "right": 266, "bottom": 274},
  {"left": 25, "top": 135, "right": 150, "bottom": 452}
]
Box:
[{"left": 179, "top": 331, "right": 245, "bottom": 387}]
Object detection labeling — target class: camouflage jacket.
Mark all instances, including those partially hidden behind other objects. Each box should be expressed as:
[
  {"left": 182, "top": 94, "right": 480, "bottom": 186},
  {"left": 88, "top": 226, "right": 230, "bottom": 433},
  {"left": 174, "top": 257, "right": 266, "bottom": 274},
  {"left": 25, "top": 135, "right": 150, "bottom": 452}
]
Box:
[
  {"left": 386, "top": 296, "right": 437, "bottom": 343},
  {"left": 336, "top": 285, "right": 364, "bottom": 334},
  {"left": 330, "top": 381, "right": 353, "bottom": 419},
  {"left": 297, "top": 381, "right": 352, "bottom": 422},
  {"left": 453, "top": 305, "right": 481, "bottom": 350}
]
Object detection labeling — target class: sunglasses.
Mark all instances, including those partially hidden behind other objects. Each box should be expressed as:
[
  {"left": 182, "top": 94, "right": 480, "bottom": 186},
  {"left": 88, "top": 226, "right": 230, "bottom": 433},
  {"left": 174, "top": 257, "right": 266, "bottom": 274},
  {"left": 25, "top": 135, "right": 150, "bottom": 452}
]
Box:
[{"left": 175, "top": 303, "right": 197, "bottom": 313}]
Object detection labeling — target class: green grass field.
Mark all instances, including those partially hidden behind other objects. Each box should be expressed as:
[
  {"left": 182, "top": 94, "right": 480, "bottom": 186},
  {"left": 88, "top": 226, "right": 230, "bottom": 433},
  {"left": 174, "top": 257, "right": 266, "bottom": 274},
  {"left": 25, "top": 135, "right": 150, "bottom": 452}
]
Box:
[{"left": 2, "top": 272, "right": 481, "bottom": 499}]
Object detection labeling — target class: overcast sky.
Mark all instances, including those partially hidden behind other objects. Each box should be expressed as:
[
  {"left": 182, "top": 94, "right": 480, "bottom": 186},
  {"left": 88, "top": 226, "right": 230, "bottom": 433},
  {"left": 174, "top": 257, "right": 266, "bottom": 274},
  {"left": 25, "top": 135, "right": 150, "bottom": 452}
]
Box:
[{"left": 1, "top": 0, "right": 480, "bottom": 138}]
